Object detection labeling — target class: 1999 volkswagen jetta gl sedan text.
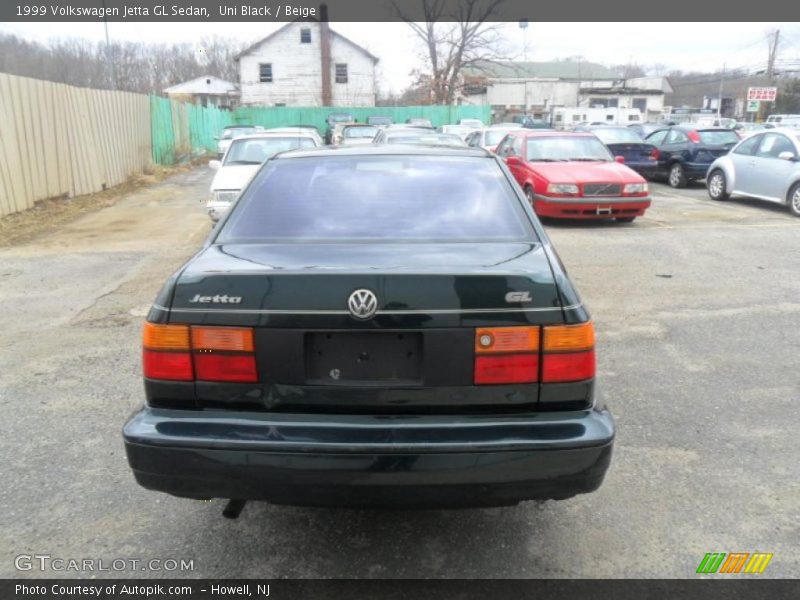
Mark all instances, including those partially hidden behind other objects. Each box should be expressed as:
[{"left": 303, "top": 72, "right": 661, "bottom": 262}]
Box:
[{"left": 123, "top": 145, "right": 615, "bottom": 511}]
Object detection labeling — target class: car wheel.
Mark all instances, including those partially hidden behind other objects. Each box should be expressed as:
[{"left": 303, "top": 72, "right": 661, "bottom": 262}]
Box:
[
  {"left": 524, "top": 186, "right": 535, "bottom": 207},
  {"left": 707, "top": 170, "right": 730, "bottom": 201},
  {"left": 668, "top": 163, "right": 687, "bottom": 188},
  {"left": 789, "top": 182, "right": 800, "bottom": 217},
  {"left": 616, "top": 217, "right": 636, "bottom": 223}
]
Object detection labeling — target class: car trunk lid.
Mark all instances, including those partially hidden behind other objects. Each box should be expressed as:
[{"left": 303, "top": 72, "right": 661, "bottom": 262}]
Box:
[{"left": 158, "top": 242, "right": 570, "bottom": 413}]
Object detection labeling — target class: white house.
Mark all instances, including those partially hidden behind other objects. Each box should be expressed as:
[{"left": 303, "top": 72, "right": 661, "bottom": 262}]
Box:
[
  {"left": 163, "top": 76, "right": 239, "bottom": 109},
  {"left": 235, "top": 20, "right": 378, "bottom": 107}
]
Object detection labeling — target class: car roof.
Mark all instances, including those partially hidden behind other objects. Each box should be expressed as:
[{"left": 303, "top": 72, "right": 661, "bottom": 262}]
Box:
[
  {"left": 233, "top": 131, "right": 318, "bottom": 140},
  {"left": 274, "top": 144, "right": 490, "bottom": 159},
  {"left": 510, "top": 130, "right": 595, "bottom": 138}
]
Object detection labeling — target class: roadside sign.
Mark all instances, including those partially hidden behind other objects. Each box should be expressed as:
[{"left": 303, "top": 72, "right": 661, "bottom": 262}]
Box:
[
  {"left": 746, "top": 100, "right": 760, "bottom": 112},
  {"left": 747, "top": 87, "right": 777, "bottom": 102}
]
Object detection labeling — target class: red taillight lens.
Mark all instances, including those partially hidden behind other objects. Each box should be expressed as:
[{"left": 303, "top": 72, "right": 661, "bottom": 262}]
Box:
[
  {"left": 473, "top": 322, "right": 595, "bottom": 385},
  {"left": 143, "top": 350, "right": 194, "bottom": 381},
  {"left": 143, "top": 322, "right": 258, "bottom": 383},
  {"left": 194, "top": 353, "right": 257, "bottom": 383},
  {"left": 650, "top": 147, "right": 659, "bottom": 160},
  {"left": 542, "top": 350, "right": 595, "bottom": 383},
  {"left": 475, "top": 354, "right": 539, "bottom": 384}
]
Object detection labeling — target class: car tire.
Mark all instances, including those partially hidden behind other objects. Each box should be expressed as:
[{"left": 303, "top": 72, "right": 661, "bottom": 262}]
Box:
[
  {"left": 524, "top": 186, "right": 535, "bottom": 207},
  {"left": 668, "top": 163, "right": 688, "bottom": 188},
  {"left": 707, "top": 170, "right": 730, "bottom": 201},
  {"left": 789, "top": 182, "right": 800, "bottom": 217},
  {"left": 616, "top": 217, "right": 636, "bottom": 223}
]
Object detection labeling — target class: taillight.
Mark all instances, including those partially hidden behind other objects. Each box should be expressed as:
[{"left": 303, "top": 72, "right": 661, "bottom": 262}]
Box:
[
  {"left": 542, "top": 322, "right": 595, "bottom": 383},
  {"left": 650, "top": 147, "right": 660, "bottom": 160},
  {"left": 473, "top": 322, "right": 595, "bottom": 385},
  {"left": 191, "top": 326, "right": 257, "bottom": 383},
  {"left": 474, "top": 326, "right": 539, "bottom": 384},
  {"left": 687, "top": 130, "right": 700, "bottom": 144},
  {"left": 143, "top": 323, "right": 257, "bottom": 383},
  {"left": 142, "top": 323, "right": 193, "bottom": 381}
]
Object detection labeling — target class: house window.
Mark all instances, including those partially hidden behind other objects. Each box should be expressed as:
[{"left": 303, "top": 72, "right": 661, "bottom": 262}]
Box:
[
  {"left": 632, "top": 97, "right": 647, "bottom": 112},
  {"left": 300, "top": 28, "right": 311, "bottom": 43},
  {"left": 335, "top": 63, "right": 348, "bottom": 84},
  {"left": 259, "top": 63, "right": 273, "bottom": 83}
]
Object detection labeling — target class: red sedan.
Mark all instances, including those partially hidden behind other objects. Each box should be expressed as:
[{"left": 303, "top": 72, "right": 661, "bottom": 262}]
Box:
[{"left": 497, "top": 131, "right": 652, "bottom": 222}]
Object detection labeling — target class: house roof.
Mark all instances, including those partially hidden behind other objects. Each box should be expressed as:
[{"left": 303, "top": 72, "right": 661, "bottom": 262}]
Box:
[
  {"left": 463, "top": 60, "right": 618, "bottom": 81},
  {"left": 234, "top": 21, "right": 379, "bottom": 63},
  {"left": 163, "top": 76, "right": 237, "bottom": 95}
]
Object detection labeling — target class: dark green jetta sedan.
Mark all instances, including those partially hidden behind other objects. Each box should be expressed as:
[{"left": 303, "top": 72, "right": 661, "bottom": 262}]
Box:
[{"left": 123, "top": 145, "right": 614, "bottom": 512}]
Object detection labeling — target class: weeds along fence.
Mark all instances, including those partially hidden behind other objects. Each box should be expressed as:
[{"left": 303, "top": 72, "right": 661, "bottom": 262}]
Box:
[{"left": 0, "top": 72, "right": 492, "bottom": 217}]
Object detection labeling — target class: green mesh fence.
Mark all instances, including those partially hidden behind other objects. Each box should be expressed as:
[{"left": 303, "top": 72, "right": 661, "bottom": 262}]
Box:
[
  {"left": 232, "top": 105, "right": 491, "bottom": 132},
  {"left": 149, "top": 95, "right": 176, "bottom": 165},
  {"left": 151, "top": 98, "right": 490, "bottom": 165}
]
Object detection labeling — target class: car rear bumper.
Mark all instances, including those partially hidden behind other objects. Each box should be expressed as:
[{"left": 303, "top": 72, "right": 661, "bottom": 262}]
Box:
[
  {"left": 534, "top": 195, "right": 651, "bottom": 219},
  {"left": 123, "top": 407, "right": 615, "bottom": 508},
  {"left": 624, "top": 163, "right": 658, "bottom": 178},
  {"left": 683, "top": 162, "right": 714, "bottom": 178}
]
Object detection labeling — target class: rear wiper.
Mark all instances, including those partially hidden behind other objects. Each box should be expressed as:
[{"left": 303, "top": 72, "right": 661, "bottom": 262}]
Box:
[
  {"left": 531, "top": 158, "right": 568, "bottom": 162},
  {"left": 227, "top": 160, "right": 263, "bottom": 165},
  {"left": 570, "top": 157, "right": 606, "bottom": 162}
]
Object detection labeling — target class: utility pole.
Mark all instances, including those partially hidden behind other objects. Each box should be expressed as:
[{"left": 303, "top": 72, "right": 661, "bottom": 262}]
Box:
[
  {"left": 759, "top": 29, "right": 780, "bottom": 122},
  {"left": 716, "top": 63, "right": 725, "bottom": 121}
]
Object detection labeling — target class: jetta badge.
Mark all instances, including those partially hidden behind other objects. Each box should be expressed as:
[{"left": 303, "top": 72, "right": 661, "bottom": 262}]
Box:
[{"left": 348, "top": 289, "right": 378, "bottom": 319}]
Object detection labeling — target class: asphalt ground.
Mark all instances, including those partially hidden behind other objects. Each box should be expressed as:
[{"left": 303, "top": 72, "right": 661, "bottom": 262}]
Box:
[{"left": 1, "top": 171, "right": 797, "bottom": 578}]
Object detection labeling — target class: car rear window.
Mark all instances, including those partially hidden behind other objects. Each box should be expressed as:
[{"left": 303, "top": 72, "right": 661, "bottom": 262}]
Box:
[
  {"left": 698, "top": 130, "right": 740, "bottom": 145},
  {"left": 591, "top": 128, "right": 643, "bottom": 144},
  {"left": 485, "top": 129, "right": 515, "bottom": 146},
  {"left": 217, "top": 156, "right": 533, "bottom": 243},
  {"left": 344, "top": 126, "right": 378, "bottom": 139},
  {"left": 223, "top": 137, "right": 317, "bottom": 165},
  {"left": 385, "top": 134, "right": 465, "bottom": 146}
]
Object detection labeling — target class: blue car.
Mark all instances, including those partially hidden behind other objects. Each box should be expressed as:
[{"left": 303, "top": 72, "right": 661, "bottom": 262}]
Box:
[
  {"left": 644, "top": 125, "right": 740, "bottom": 187},
  {"left": 587, "top": 126, "right": 658, "bottom": 178}
]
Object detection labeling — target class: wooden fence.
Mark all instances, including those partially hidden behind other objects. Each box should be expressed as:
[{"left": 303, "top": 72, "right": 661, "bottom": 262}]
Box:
[{"left": 0, "top": 73, "right": 151, "bottom": 217}]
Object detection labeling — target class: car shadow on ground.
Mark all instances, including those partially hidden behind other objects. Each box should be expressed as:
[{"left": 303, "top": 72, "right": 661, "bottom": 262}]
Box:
[
  {"left": 539, "top": 217, "right": 640, "bottom": 229},
  {"left": 177, "top": 498, "right": 574, "bottom": 577}
]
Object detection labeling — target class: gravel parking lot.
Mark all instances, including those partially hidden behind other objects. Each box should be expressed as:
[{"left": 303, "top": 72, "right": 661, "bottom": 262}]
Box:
[{"left": 1, "top": 170, "right": 798, "bottom": 578}]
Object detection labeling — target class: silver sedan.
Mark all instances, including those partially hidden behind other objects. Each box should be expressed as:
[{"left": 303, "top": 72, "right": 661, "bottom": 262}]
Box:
[{"left": 706, "top": 128, "right": 800, "bottom": 217}]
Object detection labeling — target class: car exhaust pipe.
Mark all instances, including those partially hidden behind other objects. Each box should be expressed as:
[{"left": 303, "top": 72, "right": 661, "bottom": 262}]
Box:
[{"left": 222, "top": 499, "right": 246, "bottom": 519}]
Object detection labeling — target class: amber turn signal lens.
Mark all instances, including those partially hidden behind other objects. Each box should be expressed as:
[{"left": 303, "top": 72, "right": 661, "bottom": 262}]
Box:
[
  {"left": 191, "top": 326, "right": 255, "bottom": 352},
  {"left": 475, "top": 326, "right": 540, "bottom": 354},
  {"left": 543, "top": 322, "right": 595, "bottom": 353},
  {"left": 142, "top": 322, "right": 190, "bottom": 350}
]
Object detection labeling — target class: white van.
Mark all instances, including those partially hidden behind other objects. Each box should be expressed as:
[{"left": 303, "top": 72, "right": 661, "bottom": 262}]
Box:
[{"left": 766, "top": 114, "right": 800, "bottom": 128}]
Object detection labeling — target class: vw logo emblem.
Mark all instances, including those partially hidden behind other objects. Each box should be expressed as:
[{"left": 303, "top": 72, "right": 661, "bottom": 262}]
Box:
[{"left": 347, "top": 289, "right": 378, "bottom": 319}]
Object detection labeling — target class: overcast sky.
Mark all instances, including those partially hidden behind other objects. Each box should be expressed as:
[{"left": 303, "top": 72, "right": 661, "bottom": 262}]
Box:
[{"left": 2, "top": 21, "right": 800, "bottom": 93}]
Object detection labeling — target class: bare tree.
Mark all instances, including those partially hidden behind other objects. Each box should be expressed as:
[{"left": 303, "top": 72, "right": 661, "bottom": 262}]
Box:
[
  {"left": 0, "top": 32, "right": 244, "bottom": 95},
  {"left": 394, "top": 0, "right": 507, "bottom": 104}
]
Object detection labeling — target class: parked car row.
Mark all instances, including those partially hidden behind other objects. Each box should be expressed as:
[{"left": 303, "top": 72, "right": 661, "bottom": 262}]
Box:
[{"left": 207, "top": 117, "right": 800, "bottom": 224}]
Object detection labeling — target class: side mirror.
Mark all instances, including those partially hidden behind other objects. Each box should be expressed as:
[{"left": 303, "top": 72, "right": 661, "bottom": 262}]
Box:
[
  {"left": 615, "top": 156, "right": 626, "bottom": 164},
  {"left": 778, "top": 151, "right": 797, "bottom": 161},
  {"left": 208, "top": 160, "right": 222, "bottom": 171},
  {"left": 506, "top": 156, "right": 522, "bottom": 166}
]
